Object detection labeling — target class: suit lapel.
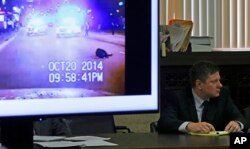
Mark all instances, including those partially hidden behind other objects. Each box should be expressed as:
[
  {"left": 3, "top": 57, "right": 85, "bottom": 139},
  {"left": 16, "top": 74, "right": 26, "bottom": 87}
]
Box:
[
  {"left": 206, "top": 98, "right": 217, "bottom": 123},
  {"left": 186, "top": 88, "right": 199, "bottom": 122}
]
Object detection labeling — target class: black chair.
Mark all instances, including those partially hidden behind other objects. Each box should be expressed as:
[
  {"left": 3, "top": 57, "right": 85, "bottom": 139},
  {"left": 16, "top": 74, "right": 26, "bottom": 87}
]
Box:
[
  {"left": 242, "top": 106, "right": 250, "bottom": 132},
  {"left": 150, "top": 121, "right": 158, "bottom": 133},
  {"left": 64, "top": 115, "right": 131, "bottom": 135},
  {"left": 34, "top": 118, "right": 71, "bottom": 136}
]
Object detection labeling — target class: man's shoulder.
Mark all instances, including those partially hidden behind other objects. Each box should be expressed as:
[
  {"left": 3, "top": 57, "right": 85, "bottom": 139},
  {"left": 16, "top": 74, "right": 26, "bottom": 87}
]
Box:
[
  {"left": 166, "top": 87, "right": 192, "bottom": 99},
  {"left": 167, "top": 88, "right": 185, "bottom": 95},
  {"left": 171, "top": 86, "right": 192, "bottom": 93}
]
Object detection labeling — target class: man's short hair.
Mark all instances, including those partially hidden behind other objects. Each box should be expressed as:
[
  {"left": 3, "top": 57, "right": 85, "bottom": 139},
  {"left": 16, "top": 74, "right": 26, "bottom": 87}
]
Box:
[{"left": 189, "top": 61, "right": 220, "bottom": 87}]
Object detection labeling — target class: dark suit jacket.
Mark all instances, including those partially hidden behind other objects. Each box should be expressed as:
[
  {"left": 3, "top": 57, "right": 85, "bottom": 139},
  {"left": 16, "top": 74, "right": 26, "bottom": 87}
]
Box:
[{"left": 158, "top": 87, "right": 248, "bottom": 133}]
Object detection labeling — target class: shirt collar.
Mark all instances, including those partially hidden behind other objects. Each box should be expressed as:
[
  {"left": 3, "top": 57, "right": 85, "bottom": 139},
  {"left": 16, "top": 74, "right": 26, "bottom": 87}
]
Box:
[{"left": 192, "top": 89, "right": 209, "bottom": 108}]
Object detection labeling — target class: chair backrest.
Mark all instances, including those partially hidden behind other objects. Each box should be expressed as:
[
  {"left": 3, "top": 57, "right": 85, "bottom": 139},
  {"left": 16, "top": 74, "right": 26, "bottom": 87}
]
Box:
[
  {"left": 64, "top": 115, "right": 116, "bottom": 135},
  {"left": 34, "top": 118, "right": 71, "bottom": 136},
  {"left": 243, "top": 106, "right": 250, "bottom": 132},
  {"left": 150, "top": 121, "right": 158, "bottom": 133}
]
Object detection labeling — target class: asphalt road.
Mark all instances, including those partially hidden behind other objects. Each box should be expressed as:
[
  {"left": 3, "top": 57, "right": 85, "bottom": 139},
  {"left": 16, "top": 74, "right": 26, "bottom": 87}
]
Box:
[{"left": 0, "top": 27, "right": 125, "bottom": 99}]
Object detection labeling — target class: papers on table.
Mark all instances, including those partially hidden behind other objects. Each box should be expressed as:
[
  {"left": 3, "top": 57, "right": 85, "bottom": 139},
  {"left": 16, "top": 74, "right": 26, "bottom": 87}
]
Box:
[
  {"left": 33, "top": 136, "right": 66, "bottom": 142},
  {"left": 33, "top": 135, "right": 118, "bottom": 148},
  {"left": 34, "top": 141, "right": 86, "bottom": 148},
  {"left": 77, "top": 140, "right": 117, "bottom": 147},
  {"left": 189, "top": 131, "right": 229, "bottom": 136},
  {"left": 65, "top": 136, "right": 110, "bottom": 141}
]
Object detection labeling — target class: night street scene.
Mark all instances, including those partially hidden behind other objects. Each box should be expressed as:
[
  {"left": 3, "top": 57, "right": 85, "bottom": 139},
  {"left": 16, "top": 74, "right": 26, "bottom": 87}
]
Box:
[{"left": 0, "top": 0, "right": 125, "bottom": 100}]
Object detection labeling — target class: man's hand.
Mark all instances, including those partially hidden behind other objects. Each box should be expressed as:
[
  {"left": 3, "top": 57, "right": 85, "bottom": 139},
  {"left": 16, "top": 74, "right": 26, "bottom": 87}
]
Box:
[
  {"left": 186, "top": 122, "right": 215, "bottom": 133},
  {"left": 224, "top": 121, "right": 241, "bottom": 132}
]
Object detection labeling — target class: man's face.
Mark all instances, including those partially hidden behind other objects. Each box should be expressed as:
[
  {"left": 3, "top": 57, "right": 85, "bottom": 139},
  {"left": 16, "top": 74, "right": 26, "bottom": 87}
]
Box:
[{"left": 198, "top": 72, "right": 223, "bottom": 98}]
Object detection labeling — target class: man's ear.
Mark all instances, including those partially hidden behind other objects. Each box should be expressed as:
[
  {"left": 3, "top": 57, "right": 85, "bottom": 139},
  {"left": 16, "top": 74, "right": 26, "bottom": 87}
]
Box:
[{"left": 195, "top": 80, "right": 203, "bottom": 90}]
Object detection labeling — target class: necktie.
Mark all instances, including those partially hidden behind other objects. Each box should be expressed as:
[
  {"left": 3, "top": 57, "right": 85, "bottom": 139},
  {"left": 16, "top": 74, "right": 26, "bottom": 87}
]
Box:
[{"left": 201, "top": 101, "right": 209, "bottom": 121}]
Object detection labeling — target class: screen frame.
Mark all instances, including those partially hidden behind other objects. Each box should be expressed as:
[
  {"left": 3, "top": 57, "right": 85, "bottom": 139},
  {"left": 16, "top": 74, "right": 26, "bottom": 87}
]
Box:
[{"left": 0, "top": 0, "right": 159, "bottom": 118}]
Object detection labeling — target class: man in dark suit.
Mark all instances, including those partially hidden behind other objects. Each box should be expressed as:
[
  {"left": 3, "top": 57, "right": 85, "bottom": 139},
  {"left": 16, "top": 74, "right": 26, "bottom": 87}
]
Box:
[{"left": 158, "top": 61, "right": 248, "bottom": 134}]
